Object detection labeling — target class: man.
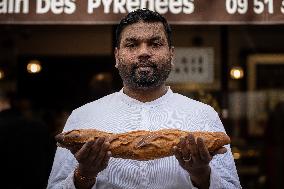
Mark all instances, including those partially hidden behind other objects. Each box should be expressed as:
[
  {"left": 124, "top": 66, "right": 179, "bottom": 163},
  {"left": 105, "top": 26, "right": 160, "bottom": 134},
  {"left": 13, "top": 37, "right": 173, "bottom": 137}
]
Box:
[{"left": 47, "top": 9, "right": 241, "bottom": 189}]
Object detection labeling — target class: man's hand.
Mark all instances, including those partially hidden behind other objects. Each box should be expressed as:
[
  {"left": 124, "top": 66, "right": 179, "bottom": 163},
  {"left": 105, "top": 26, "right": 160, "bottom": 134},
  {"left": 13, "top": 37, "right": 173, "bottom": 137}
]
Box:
[
  {"left": 173, "top": 134, "right": 227, "bottom": 189},
  {"left": 73, "top": 137, "right": 111, "bottom": 189}
]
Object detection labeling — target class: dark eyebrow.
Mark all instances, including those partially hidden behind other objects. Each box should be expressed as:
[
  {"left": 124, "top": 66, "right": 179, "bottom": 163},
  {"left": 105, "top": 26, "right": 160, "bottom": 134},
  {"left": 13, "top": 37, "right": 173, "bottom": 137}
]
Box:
[
  {"left": 123, "top": 36, "right": 164, "bottom": 43},
  {"left": 124, "top": 37, "right": 138, "bottom": 43},
  {"left": 149, "top": 36, "right": 163, "bottom": 41}
]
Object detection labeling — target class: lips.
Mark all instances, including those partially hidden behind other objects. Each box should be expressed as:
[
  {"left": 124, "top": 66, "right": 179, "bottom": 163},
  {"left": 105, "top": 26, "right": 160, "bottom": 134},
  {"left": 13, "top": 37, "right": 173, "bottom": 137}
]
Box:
[
  {"left": 132, "top": 61, "right": 156, "bottom": 74},
  {"left": 135, "top": 60, "right": 156, "bottom": 67},
  {"left": 136, "top": 66, "right": 154, "bottom": 72}
]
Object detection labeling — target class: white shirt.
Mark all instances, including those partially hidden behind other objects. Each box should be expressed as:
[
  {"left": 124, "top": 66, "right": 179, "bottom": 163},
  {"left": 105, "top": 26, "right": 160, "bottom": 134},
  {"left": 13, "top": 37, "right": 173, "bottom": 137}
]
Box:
[{"left": 47, "top": 88, "right": 241, "bottom": 189}]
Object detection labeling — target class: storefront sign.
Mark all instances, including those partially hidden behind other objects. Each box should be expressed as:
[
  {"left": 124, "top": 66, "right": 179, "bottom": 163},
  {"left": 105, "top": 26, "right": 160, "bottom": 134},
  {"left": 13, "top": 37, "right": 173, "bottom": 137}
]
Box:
[{"left": 1, "top": 0, "right": 284, "bottom": 24}]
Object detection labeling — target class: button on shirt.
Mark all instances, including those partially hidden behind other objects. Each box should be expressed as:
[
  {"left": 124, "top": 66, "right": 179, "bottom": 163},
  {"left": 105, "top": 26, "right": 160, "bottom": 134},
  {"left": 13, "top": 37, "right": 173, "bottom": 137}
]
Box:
[{"left": 47, "top": 88, "right": 241, "bottom": 189}]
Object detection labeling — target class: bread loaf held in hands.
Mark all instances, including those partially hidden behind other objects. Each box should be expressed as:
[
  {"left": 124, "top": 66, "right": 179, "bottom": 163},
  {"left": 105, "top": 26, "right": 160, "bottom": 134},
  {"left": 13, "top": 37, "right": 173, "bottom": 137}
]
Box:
[{"left": 55, "top": 129, "right": 230, "bottom": 161}]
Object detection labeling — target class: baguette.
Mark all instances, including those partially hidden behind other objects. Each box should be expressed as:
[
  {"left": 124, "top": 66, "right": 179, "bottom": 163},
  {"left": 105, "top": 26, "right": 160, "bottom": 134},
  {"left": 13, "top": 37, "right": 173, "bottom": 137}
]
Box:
[{"left": 55, "top": 129, "right": 230, "bottom": 161}]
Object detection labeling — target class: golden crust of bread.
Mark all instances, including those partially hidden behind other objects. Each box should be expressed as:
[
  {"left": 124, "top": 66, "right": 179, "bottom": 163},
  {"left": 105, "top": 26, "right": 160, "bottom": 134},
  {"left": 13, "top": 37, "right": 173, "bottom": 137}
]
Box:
[{"left": 55, "top": 129, "right": 230, "bottom": 161}]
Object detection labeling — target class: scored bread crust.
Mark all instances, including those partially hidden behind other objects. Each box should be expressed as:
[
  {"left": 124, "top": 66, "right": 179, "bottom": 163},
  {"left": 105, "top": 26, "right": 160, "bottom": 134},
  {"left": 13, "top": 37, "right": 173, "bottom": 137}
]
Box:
[{"left": 56, "top": 129, "right": 230, "bottom": 161}]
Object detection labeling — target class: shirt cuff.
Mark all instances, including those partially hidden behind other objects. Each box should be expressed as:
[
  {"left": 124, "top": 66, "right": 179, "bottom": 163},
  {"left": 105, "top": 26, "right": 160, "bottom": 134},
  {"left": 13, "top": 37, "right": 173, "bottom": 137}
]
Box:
[{"left": 62, "top": 170, "right": 77, "bottom": 189}]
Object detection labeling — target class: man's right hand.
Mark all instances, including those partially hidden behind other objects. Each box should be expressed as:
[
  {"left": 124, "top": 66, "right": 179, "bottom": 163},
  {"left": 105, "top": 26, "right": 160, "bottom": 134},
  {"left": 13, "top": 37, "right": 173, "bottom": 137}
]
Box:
[{"left": 73, "top": 137, "right": 111, "bottom": 188}]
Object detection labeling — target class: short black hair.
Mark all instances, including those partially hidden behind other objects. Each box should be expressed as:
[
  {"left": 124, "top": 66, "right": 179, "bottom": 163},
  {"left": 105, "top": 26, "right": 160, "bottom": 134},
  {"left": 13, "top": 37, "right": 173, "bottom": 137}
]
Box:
[{"left": 115, "top": 9, "right": 172, "bottom": 48}]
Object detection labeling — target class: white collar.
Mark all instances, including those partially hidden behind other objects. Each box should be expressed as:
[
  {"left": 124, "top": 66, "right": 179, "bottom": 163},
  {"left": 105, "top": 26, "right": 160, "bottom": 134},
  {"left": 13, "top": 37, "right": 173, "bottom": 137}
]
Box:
[{"left": 119, "top": 86, "right": 173, "bottom": 108}]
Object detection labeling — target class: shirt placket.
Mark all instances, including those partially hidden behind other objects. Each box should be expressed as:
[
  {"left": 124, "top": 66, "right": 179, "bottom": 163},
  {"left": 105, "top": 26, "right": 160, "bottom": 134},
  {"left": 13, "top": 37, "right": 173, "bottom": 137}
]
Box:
[
  {"left": 140, "top": 105, "right": 150, "bottom": 130},
  {"left": 139, "top": 105, "right": 150, "bottom": 188}
]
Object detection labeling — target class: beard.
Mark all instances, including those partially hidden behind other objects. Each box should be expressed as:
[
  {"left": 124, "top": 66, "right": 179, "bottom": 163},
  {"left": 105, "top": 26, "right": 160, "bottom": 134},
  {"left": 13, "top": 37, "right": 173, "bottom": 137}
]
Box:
[{"left": 117, "top": 59, "right": 172, "bottom": 90}]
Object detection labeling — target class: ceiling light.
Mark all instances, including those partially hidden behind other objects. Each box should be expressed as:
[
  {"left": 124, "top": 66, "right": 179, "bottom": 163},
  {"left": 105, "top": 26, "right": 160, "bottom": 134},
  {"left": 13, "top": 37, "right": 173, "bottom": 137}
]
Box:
[
  {"left": 0, "top": 69, "right": 4, "bottom": 79},
  {"left": 27, "top": 60, "right": 42, "bottom": 74},
  {"left": 230, "top": 66, "right": 244, "bottom": 79}
]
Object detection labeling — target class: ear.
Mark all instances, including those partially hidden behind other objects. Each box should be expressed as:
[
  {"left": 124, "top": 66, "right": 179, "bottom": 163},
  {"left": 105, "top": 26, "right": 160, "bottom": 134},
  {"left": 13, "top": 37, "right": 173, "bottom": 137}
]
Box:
[
  {"left": 114, "top": 47, "right": 119, "bottom": 68},
  {"left": 170, "top": 46, "right": 175, "bottom": 67}
]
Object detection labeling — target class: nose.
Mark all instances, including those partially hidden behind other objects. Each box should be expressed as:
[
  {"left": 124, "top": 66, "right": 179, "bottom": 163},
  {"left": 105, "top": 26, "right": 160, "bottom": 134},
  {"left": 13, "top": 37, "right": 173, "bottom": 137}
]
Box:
[{"left": 137, "top": 43, "right": 151, "bottom": 59}]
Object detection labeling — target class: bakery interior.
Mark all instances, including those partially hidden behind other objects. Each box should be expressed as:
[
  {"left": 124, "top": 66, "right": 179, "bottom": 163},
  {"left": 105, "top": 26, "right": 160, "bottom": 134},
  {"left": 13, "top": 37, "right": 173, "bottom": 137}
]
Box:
[{"left": 1, "top": 13, "right": 284, "bottom": 189}]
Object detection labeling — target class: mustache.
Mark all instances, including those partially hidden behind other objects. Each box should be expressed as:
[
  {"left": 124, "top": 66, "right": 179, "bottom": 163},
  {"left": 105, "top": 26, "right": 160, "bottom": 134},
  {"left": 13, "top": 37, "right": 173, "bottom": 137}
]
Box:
[{"left": 133, "top": 60, "right": 157, "bottom": 68}]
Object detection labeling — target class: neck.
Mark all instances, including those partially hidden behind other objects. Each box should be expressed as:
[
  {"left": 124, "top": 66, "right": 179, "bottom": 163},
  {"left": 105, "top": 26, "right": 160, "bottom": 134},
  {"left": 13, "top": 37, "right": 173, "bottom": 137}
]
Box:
[{"left": 123, "top": 84, "right": 168, "bottom": 103}]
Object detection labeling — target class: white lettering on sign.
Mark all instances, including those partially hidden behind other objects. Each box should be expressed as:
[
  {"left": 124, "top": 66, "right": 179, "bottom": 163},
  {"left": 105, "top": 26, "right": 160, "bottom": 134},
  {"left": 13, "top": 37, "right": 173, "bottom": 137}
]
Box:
[
  {"left": 226, "top": 0, "right": 275, "bottom": 14},
  {"left": 226, "top": 0, "right": 248, "bottom": 14},
  {"left": 36, "top": 0, "right": 76, "bottom": 14},
  {"left": 126, "top": 0, "right": 139, "bottom": 12},
  {"left": 183, "top": 0, "right": 194, "bottom": 14},
  {"left": 169, "top": 0, "right": 182, "bottom": 14},
  {"left": 65, "top": 0, "right": 76, "bottom": 14},
  {"left": 52, "top": 0, "right": 64, "bottom": 14},
  {"left": 140, "top": 0, "right": 155, "bottom": 11},
  {"left": 88, "top": 0, "right": 100, "bottom": 13},
  {"left": 0, "top": 0, "right": 7, "bottom": 13},
  {"left": 8, "top": 0, "right": 13, "bottom": 13},
  {"left": 254, "top": 0, "right": 265, "bottom": 14},
  {"left": 36, "top": 0, "right": 49, "bottom": 13},
  {"left": 102, "top": 0, "right": 112, "bottom": 13},
  {"left": 254, "top": 0, "right": 274, "bottom": 14},
  {"left": 1, "top": 0, "right": 282, "bottom": 18},
  {"left": 113, "top": 0, "right": 126, "bottom": 13},
  {"left": 0, "top": 0, "right": 29, "bottom": 13},
  {"left": 155, "top": 0, "right": 168, "bottom": 14},
  {"left": 87, "top": 0, "right": 194, "bottom": 14}
]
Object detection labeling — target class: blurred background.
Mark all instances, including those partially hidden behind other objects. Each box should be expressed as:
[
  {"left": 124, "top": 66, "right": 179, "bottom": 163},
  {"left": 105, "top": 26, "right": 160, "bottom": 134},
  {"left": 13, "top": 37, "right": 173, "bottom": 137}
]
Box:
[{"left": 1, "top": 1, "right": 284, "bottom": 188}]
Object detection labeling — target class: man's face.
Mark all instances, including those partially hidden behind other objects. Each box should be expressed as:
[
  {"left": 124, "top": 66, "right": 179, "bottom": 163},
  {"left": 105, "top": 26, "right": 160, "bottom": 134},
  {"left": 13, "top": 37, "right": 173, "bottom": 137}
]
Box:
[{"left": 115, "top": 21, "right": 174, "bottom": 90}]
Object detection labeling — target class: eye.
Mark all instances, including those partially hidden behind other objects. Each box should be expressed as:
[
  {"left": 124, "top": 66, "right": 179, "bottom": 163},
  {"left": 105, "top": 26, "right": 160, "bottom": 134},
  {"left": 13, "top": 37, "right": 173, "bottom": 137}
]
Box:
[
  {"left": 152, "top": 41, "right": 163, "bottom": 47},
  {"left": 125, "top": 43, "right": 136, "bottom": 48}
]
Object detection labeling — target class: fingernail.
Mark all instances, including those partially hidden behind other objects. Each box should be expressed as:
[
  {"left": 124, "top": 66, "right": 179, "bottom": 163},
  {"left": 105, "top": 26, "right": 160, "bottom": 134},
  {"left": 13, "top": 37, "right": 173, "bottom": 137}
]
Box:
[
  {"left": 87, "top": 140, "right": 95, "bottom": 145},
  {"left": 105, "top": 142, "right": 110, "bottom": 148},
  {"left": 97, "top": 137, "right": 104, "bottom": 143},
  {"left": 197, "top": 137, "right": 203, "bottom": 143},
  {"left": 189, "top": 135, "right": 195, "bottom": 142},
  {"left": 107, "top": 151, "right": 112, "bottom": 157}
]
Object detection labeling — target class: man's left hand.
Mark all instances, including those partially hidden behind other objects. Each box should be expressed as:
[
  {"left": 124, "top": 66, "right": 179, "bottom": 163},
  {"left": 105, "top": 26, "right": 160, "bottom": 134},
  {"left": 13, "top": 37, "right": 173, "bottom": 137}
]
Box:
[{"left": 173, "top": 134, "right": 227, "bottom": 189}]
